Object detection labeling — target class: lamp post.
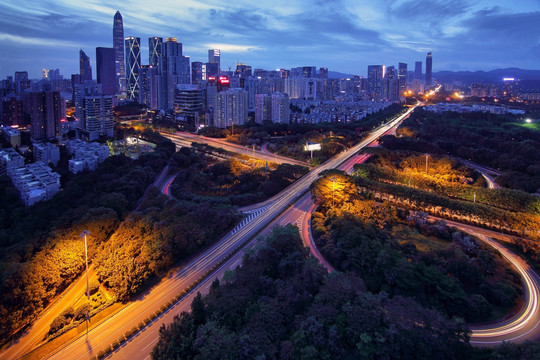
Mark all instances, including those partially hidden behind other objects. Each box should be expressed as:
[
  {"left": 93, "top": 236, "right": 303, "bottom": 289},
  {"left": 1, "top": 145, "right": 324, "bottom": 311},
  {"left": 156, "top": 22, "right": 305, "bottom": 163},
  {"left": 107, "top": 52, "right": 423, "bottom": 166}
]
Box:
[
  {"left": 425, "top": 153, "right": 429, "bottom": 174},
  {"left": 80, "top": 230, "right": 91, "bottom": 300},
  {"left": 330, "top": 176, "right": 337, "bottom": 208}
]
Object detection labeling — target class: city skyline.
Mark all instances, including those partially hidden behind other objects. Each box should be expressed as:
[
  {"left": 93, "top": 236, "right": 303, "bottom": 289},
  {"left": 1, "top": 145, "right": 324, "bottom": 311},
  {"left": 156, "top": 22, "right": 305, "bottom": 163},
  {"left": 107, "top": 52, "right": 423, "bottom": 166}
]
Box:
[{"left": 0, "top": 0, "right": 539, "bottom": 79}]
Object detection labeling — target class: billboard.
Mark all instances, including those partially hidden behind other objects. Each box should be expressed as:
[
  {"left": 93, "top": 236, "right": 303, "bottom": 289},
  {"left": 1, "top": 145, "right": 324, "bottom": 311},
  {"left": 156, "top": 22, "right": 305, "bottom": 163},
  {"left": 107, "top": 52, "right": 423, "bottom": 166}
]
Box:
[{"left": 304, "top": 143, "right": 321, "bottom": 151}]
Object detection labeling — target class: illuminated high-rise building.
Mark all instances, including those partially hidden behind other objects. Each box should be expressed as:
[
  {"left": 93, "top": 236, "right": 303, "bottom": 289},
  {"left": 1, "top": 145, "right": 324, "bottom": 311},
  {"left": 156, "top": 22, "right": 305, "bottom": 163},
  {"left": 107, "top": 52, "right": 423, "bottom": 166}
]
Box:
[
  {"left": 208, "top": 49, "right": 220, "bottom": 74},
  {"left": 96, "top": 47, "right": 116, "bottom": 95},
  {"left": 149, "top": 37, "right": 163, "bottom": 68},
  {"left": 139, "top": 65, "right": 158, "bottom": 109},
  {"left": 398, "top": 62, "right": 408, "bottom": 95},
  {"left": 79, "top": 50, "right": 92, "bottom": 82},
  {"left": 425, "top": 52, "right": 433, "bottom": 87},
  {"left": 319, "top": 67, "right": 328, "bottom": 79},
  {"left": 367, "top": 65, "right": 385, "bottom": 99},
  {"left": 271, "top": 93, "right": 289, "bottom": 124},
  {"left": 158, "top": 37, "right": 187, "bottom": 110},
  {"left": 125, "top": 36, "right": 141, "bottom": 101},
  {"left": 113, "top": 11, "right": 126, "bottom": 94}
]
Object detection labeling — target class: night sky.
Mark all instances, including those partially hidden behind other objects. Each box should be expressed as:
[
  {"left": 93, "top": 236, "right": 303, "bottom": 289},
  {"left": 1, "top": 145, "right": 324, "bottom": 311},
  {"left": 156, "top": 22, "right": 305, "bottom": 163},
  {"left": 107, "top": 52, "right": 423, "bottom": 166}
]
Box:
[{"left": 0, "top": 0, "right": 539, "bottom": 79}]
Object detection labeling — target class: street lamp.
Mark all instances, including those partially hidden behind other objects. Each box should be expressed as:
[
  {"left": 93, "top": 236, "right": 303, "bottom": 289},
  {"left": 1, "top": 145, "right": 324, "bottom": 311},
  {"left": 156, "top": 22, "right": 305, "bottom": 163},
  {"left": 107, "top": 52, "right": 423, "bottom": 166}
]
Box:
[
  {"left": 80, "top": 230, "right": 91, "bottom": 300},
  {"left": 330, "top": 176, "right": 337, "bottom": 208},
  {"left": 425, "top": 153, "right": 429, "bottom": 174}
]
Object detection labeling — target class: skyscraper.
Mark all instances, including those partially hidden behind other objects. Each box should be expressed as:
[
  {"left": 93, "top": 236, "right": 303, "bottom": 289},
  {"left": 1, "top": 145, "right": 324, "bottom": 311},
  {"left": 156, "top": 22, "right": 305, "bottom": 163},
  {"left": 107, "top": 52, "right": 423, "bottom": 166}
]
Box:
[
  {"left": 367, "top": 65, "right": 385, "bottom": 99},
  {"left": 414, "top": 61, "right": 422, "bottom": 80},
  {"left": 79, "top": 50, "right": 92, "bottom": 82},
  {"left": 96, "top": 47, "right": 116, "bottom": 95},
  {"left": 139, "top": 65, "right": 158, "bottom": 109},
  {"left": 425, "top": 52, "right": 433, "bottom": 87},
  {"left": 30, "top": 91, "right": 64, "bottom": 141},
  {"left": 398, "top": 63, "right": 408, "bottom": 95},
  {"left": 159, "top": 37, "right": 183, "bottom": 110},
  {"left": 208, "top": 49, "right": 220, "bottom": 74},
  {"left": 149, "top": 37, "right": 163, "bottom": 68},
  {"left": 125, "top": 36, "right": 141, "bottom": 101},
  {"left": 319, "top": 67, "right": 328, "bottom": 79},
  {"left": 113, "top": 11, "right": 126, "bottom": 94}
]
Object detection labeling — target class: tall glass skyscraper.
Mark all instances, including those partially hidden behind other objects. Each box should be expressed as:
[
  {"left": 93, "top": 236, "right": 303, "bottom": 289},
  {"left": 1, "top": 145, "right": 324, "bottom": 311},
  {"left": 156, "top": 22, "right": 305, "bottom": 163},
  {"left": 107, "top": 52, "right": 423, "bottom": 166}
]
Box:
[
  {"left": 149, "top": 37, "right": 163, "bottom": 68},
  {"left": 398, "top": 62, "right": 408, "bottom": 95},
  {"left": 113, "top": 11, "right": 126, "bottom": 94},
  {"left": 208, "top": 49, "right": 220, "bottom": 74},
  {"left": 125, "top": 37, "right": 141, "bottom": 101},
  {"left": 79, "top": 50, "right": 92, "bottom": 82},
  {"left": 96, "top": 47, "right": 116, "bottom": 95},
  {"left": 425, "top": 52, "right": 433, "bottom": 87}
]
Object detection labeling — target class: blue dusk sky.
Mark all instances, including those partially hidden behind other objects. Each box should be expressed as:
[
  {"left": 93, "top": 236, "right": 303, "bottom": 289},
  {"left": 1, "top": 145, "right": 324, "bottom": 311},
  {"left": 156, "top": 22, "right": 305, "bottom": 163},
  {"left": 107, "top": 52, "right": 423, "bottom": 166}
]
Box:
[{"left": 0, "top": 0, "right": 539, "bottom": 79}]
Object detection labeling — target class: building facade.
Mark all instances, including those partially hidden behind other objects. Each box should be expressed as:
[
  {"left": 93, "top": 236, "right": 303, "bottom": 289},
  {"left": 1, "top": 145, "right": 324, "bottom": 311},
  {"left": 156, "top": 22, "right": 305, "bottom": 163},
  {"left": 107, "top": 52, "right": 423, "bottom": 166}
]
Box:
[
  {"left": 125, "top": 36, "right": 141, "bottom": 101},
  {"left": 96, "top": 47, "right": 116, "bottom": 95},
  {"left": 113, "top": 11, "right": 126, "bottom": 94}
]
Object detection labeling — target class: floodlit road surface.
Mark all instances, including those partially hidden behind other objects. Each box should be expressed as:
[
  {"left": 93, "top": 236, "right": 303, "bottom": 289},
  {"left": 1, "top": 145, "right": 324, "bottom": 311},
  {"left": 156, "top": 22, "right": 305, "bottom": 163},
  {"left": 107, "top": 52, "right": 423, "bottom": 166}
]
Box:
[
  {"left": 0, "top": 268, "right": 99, "bottom": 360},
  {"left": 44, "top": 107, "right": 419, "bottom": 360},
  {"left": 468, "top": 234, "right": 540, "bottom": 344},
  {"left": 162, "top": 132, "right": 310, "bottom": 167},
  {"left": 2, "top": 107, "right": 414, "bottom": 360}
]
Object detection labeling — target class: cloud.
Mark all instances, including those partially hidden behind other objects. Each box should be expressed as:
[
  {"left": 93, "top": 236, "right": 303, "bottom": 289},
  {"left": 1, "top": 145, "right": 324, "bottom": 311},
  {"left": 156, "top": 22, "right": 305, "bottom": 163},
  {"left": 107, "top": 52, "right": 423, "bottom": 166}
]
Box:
[{"left": 0, "top": 32, "right": 80, "bottom": 48}]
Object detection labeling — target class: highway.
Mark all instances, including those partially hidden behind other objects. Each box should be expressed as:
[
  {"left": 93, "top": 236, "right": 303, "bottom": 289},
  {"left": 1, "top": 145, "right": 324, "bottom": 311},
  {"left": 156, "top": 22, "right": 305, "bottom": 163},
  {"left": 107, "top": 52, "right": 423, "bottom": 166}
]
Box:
[
  {"left": 36, "top": 106, "right": 418, "bottom": 360},
  {"left": 161, "top": 131, "right": 310, "bottom": 167}
]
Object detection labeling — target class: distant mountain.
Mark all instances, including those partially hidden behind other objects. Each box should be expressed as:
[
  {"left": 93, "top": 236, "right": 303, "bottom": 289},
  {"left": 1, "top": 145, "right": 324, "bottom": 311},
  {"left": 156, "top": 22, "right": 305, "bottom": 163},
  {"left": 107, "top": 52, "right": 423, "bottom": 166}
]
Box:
[{"left": 433, "top": 68, "right": 540, "bottom": 85}]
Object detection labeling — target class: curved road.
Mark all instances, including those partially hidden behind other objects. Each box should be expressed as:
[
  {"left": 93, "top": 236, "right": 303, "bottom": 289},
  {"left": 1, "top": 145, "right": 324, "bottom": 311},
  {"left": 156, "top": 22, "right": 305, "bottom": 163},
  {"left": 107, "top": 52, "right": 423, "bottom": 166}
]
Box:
[{"left": 37, "top": 107, "right": 418, "bottom": 360}]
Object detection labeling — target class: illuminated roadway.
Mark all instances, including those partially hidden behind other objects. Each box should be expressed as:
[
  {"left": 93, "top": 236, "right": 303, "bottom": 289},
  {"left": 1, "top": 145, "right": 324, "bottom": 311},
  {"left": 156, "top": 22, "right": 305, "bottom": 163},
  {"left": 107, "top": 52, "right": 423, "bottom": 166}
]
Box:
[
  {"left": 161, "top": 132, "right": 310, "bottom": 167},
  {"left": 32, "top": 107, "right": 418, "bottom": 360}
]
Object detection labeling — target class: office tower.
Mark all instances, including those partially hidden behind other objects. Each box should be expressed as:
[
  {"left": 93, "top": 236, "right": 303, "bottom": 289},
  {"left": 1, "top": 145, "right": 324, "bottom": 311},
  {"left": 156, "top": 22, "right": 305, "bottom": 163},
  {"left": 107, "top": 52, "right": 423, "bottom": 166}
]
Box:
[
  {"left": 414, "top": 61, "right": 422, "bottom": 80},
  {"left": 302, "top": 66, "right": 316, "bottom": 78},
  {"left": 125, "top": 36, "right": 141, "bottom": 101},
  {"left": 157, "top": 37, "right": 189, "bottom": 109},
  {"left": 180, "top": 56, "right": 191, "bottom": 85},
  {"left": 205, "top": 62, "right": 219, "bottom": 78},
  {"left": 384, "top": 66, "right": 398, "bottom": 101},
  {"left": 30, "top": 91, "right": 64, "bottom": 141},
  {"left": 319, "top": 67, "right": 328, "bottom": 79},
  {"left": 367, "top": 65, "right": 385, "bottom": 99},
  {"left": 96, "top": 47, "right": 116, "bottom": 95},
  {"left": 139, "top": 65, "right": 158, "bottom": 109},
  {"left": 149, "top": 37, "right": 163, "bottom": 67},
  {"left": 79, "top": 50, "right": 92, "bottom": 82},
  {"left": 208, "top": 49, "right": 220, "bottom": 74},
  {"left": 173, "top": 84, "right": 203, "bottom": 124},
  {"left": 71, "top": 74, "right": 81, "bottom": 102},
  {"left": 254, "top": 94, "right": 271, "bottom": 124},
  {"left": 398, "top": 62, "right": 408, "bottom": 96},
  {"left": 191, "top": 61, "right": 203, "bottom": 84},
  {"left": 271, "top": 93, "right": 289, "bottom": 124},
  {"left": 246, "top": 76, "right": 262, "bottom": 111},
  {"left": 425, "top": 52, "right": 433, "bottom": 87},
  {"left": 214, "top": 88, "right": 247, "bottom": 128},
  {"left": 113, "top": 11, "right": 126, "bottom": 94}
]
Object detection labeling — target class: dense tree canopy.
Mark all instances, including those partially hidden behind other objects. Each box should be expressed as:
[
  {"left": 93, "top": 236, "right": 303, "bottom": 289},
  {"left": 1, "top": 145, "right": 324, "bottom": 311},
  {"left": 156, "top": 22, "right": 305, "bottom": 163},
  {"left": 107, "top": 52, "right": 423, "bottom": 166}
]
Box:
[{"left": 152, "top": 225, "right": 473, "bottom": 360}]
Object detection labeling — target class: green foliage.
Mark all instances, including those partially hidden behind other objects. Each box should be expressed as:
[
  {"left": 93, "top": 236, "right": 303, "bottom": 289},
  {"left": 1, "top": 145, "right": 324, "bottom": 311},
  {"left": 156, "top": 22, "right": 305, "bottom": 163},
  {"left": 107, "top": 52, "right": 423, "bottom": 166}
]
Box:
[
  {"left": 357, "top": 150, "right": 540, "bottom": 215},
  {"left": 388, "top": 109, "right": 540, "bottom": 193},
  {"left": 0, "top": 128, "right": 174, "bottom": 344},
  {"left": 312, "top": 192, "right": 522, "bottom": 323},
  {"left": 151, "top": 225, "right": 472, "bottom": 360}
]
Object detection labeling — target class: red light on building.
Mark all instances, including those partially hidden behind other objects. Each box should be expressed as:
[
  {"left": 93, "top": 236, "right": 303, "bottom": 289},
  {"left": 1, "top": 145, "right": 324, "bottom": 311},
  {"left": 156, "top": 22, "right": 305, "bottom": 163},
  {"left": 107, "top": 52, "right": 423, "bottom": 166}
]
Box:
[
  {"left": 208, "top": 76, "right": 216, "bottom": 82},
  {"left": 60, "top": 118, "right": 67, "bottom": 122}
]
